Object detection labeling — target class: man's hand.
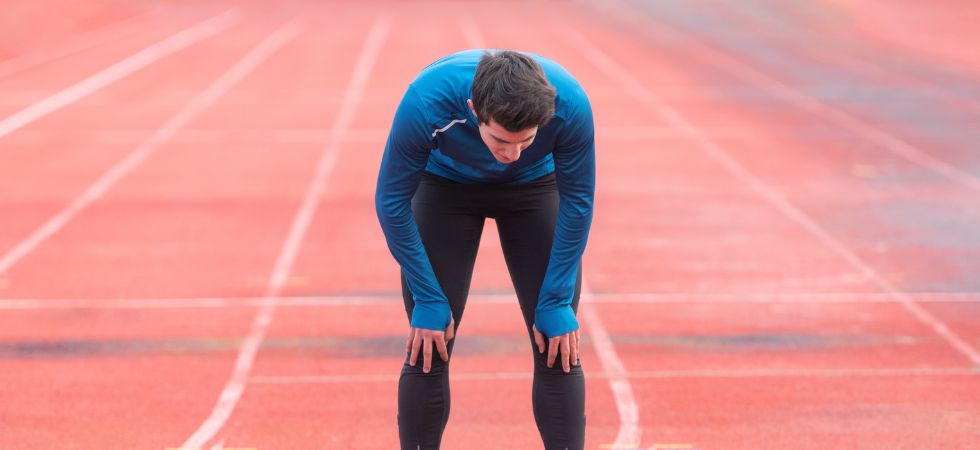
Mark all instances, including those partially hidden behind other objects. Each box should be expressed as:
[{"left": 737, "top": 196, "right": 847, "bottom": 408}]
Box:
[
  {"left": 406, "top": 317, "right": 455, "bottom": 373},
  {"left": 533, "top": 324, "right": 580, "bottom": 373}
]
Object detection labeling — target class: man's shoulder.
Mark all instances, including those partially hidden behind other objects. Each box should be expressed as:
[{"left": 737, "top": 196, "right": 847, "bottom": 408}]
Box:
[
  {"left": 407, "top": 50, "right": 481, "bottom": 124},
  {"left": 412, "top": 49, "right": 481, "bottom": 92}
]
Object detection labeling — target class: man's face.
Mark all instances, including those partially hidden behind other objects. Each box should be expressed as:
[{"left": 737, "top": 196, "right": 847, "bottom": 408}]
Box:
[{"left": 468, "top": 99, "right": 537, "bottom": 164}]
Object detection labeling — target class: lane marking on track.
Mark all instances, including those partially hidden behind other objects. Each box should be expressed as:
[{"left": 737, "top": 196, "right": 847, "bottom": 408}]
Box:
[
  {"left": 556, "top": 21, "right": 980, "bottom": 368},
  {"left": 0, "top": 19, "right": 297, "bottom": 278},
  {"left": 178, "top": 18, "right": 388, "bottom": 450},
  {"left": 2, "top": 291, "right": 980, "bottom": 310},
  {"left": 581, "top": 283, "right": 642, "bottom": 447},
  {"left": 710, "top": 1, "right": 980, "bottom": 116},
  {"left": 249, "top": 367, "right": 979, "bottom": 384},
  {"left": 456, "top": 14, "right": 486, "bottom": 51},
  {"left": 0, "top": 7, "right": 160, "bottom": 79},
  {"left": 4, "top": 125, "right": 769, "bottom": 145},
  {"left": 0, "top": 9, "right": 239, "bottom": 141},
  {"left": 457, "top": 16, "right": 642, "bottom": 447},
  {"left": 591, "top": 0, "right": 980, "bottom": 192}
]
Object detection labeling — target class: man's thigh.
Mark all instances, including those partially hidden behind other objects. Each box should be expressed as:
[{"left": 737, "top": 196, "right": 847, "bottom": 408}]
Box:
[
  {"left": 494, "top": 176, "right": 582, "bottom": 330},
  {"left": 401, "top": 174, "right": 486, "bottom": 327}
]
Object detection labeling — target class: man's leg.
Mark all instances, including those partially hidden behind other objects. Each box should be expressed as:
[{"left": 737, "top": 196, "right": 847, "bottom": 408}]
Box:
[
  {"left": 495, "top": 174, "right": 586, "bottom": 450},
  {"left": 398, "top": 173, "right": 485, "bottom": 450}
]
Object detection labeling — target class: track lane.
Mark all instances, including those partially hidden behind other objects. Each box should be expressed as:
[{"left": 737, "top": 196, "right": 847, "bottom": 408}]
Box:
[
  {"left": 547, "top": 2, "right": 980, "bottom": 447},
  {"left": 0, "top": 13, "right": 321, "bottom": 450},
  {"left": 0, "top": 8, "right": 238, "bottom": 124},
  {"left": 177, "top": 14, "right": 390, "bottom": 450}
]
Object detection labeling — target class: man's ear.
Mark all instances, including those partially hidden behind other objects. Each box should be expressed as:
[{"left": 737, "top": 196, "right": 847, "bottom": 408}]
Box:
[{"left": 467, "top": 99, "right": 477, "bottom": 117}]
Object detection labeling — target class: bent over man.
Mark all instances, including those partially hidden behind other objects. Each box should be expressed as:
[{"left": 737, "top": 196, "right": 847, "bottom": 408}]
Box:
[{"left": 375, "top": 49, "right": 595, "bottom": 450}]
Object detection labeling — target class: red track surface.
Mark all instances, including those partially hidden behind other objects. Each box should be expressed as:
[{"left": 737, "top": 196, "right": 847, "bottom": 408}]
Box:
[{"left": 1, "top": 1, "right": 978, "bottom": 449}]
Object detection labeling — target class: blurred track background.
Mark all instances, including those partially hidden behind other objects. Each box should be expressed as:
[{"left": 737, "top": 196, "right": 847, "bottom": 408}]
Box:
[{"left": 0, "top": 1, "right": 978, "bottom": 449}]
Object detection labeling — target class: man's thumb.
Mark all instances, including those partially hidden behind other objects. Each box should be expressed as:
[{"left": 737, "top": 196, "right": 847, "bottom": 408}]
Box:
[{"left": 533, "top": 325, "right": 545, "bottom": 353}]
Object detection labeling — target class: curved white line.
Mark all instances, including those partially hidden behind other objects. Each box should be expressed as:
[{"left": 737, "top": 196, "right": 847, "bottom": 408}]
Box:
[
  {"left": 3, "top": 290, "right": 980, "bottom": 310},
  {"left": 0, "top": 12, "right": 245, "bottom": 278},
  {"left": 248, "top": 367, "right": 979, "bottom": 384},
  {"left": 581, "top": 284, "right": 642, "bottom": 447},
  {"left": 0, "top": 7, "right": 158, "bottom": 79},
  {"left": 0, "top": 9, "right": 239, "bottom": 141},
  {"left": 557, "top": 22, "right": 980, "bottom": 369},
  {"left": 592, "top": 0, "right": 980, "bottom": 192},
  {"left": 178, "top": 18, "right": 389, "bottom": 449}
]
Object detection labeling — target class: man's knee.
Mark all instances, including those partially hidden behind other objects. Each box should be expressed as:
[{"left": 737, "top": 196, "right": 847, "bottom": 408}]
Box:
[
  {"left": 530, "top": 343, "right": 584, "bottom": 375},
  {"left": 401, "top": 341, "right": 456, "bottom": 376}
]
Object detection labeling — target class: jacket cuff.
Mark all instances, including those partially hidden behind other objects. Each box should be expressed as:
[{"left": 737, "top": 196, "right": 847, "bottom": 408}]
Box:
[
  {"left": 534, "top": 305, "right": 579, "bottom": 338},
  {"left": 410, "top": 301, "right": 452, "bottom": 331}
]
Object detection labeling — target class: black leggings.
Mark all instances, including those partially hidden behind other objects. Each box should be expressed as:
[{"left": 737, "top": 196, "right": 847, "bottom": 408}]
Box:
[{"left": 397, "top": 172, "right": 586, "bottom": 450}]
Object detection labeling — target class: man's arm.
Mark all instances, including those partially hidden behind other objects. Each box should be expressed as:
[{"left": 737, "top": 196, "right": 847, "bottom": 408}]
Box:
[
  {"left": 534, "top": 90, "right": 596, "bottom": 338},
  {"left": 375, "top": 84, "right": 452, "bottom": 331}
]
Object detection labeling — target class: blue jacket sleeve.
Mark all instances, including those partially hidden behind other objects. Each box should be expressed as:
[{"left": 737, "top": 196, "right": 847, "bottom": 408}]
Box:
[
  {"left": 375, "top": 84, "right": 452, "bottom": 331},
  {"left": 534, "top": 92, "right": 596, "bottom": 338}
]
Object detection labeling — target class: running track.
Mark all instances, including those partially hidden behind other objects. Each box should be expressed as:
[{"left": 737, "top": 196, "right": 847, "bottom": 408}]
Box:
[{"left": 0, "top": 1, "right": 978, "bottom": 449}]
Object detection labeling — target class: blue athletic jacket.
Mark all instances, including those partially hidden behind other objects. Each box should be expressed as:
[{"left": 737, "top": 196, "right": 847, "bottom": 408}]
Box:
[{"left": 375, "top": 49, "right": 595, "bottom": 338}]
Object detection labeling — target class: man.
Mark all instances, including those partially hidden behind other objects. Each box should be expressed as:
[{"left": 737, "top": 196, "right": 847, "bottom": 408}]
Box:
[{"left": 375, "top": 49, "right": 595, "bottom": 450}]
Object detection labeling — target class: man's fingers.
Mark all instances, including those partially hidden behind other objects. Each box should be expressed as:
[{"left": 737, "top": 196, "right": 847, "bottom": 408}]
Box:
[
  {"left": 436, "top": 335, "right": 449, "bottom": 362},
  {"left": 423, "top": 335, "right": 433, "bottom": 373},
  {"left": 572, "top": 329, "right": 580, "bottom": 366},
  {"left": 561, "top": 334, "right": 571, "bottom": 373},
  {"left": 445, "top": 319, "right": 455, "bottom": 341},
  {"left": 406, "top": 328, "right": 416, "bottom": 353},
  {"left": 533, "top": 325, "right": 545, "bottom": 354},
  {"left": 410, "top": 330, "right": 422, "bottom": 366},
  {"left": 547, "top": 336, "right": 559, "bottom": 367}
]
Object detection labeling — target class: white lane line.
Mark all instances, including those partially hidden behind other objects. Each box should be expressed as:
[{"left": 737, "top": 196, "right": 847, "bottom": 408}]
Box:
[
  {"left": 573, "top": 291, "right": 980, "bottom": 303},
  {"left": 456, "top": 18, "right": 642, "bottom": 447},
  {"left": 0, "top": 7, "right": 161, "bottom": 79},
  {"left": 4, "top": 125, "right": 764, "bottom": 146},
  {"left": 0, "top": 21, "right": 300, "bottom": 278},
  {"left": 828, "top": 54, "right": 980, "bottom": 115},
  {"left": 581, "top": 282, "right": 642, "bottom": 447},
  {"left": 0, "top": 9, "right": 239, "bottom": 141},
  {"left": 594, "top": 0, "right": 980, "bottom": 192},
  {"left": 178, "top": 18, "right": 389, "bottom": 450},
  {"left": 457, "top": 14, "right": 487, "bottom": 51},
  {"left": 3, "top": 291, "right": 980, "bottom": 310},
  {"left": 249, "top": 367, "right": 978, "bottom": 384},
  {"left": 558, "top": 24, "right": 980, "bottom": 368},
  {"left": 714, "top": 2, "right": 980, "bottom": 116}
]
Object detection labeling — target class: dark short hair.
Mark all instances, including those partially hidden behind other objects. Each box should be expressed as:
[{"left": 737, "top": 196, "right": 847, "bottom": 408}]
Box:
[{"left": 471, "top": 50, "right": 557, "bottom": 132}]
